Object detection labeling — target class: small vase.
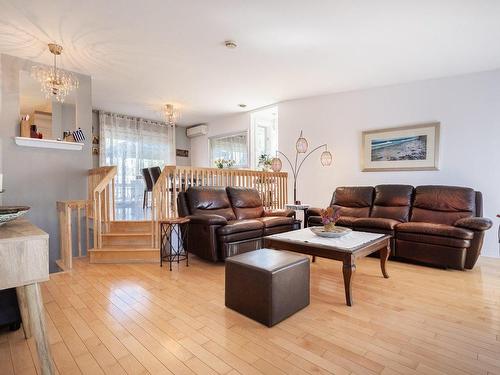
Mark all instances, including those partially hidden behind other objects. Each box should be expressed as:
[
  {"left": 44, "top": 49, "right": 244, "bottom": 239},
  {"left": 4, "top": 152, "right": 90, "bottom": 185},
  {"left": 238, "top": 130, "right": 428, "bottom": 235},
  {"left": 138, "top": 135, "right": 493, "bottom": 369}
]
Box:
[{"left": 324, "top": 223, "right": 336, "bottom": 232}]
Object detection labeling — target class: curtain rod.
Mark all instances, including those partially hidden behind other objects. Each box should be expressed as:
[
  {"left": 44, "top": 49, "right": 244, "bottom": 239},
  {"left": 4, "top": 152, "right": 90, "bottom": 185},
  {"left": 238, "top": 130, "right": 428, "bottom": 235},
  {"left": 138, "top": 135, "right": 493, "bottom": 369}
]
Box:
[{"left": 98, "top": 110, "right": 175, "bottom": 127}]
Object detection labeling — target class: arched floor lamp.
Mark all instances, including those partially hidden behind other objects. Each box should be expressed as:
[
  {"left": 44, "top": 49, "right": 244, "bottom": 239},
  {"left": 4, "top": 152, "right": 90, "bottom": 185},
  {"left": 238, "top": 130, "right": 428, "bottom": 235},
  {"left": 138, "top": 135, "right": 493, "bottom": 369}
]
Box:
[{"left": 271, "top": 131, "right": 332, "bottom": 204}]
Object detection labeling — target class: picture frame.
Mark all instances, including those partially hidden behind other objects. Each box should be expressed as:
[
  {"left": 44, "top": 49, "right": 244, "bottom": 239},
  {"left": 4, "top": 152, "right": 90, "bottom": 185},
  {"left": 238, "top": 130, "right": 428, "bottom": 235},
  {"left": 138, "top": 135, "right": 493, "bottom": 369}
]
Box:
[
  {"left": 362, "top": 122, "right": 440, "bottom": 171},
  {"left": 176, "top": 149, "right": 189, "bottom": 157}
]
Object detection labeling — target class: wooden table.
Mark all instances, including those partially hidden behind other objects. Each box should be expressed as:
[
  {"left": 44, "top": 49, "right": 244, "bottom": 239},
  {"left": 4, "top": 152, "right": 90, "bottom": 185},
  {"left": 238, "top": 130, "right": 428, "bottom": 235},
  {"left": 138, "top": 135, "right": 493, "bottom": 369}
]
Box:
[
  {"left": 0, "top": 219, "right": 55, "bottom": 374},
  {"left": 264, "top": 228, "right": 391, "bottom": 306}
]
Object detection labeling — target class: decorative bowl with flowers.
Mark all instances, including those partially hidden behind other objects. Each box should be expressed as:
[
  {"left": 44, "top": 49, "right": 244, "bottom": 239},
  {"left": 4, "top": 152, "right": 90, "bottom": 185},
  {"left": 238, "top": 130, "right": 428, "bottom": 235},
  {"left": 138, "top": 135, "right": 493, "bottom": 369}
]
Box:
[
  {"left": 321, "top": 206, "right": 341, "bottom": 231},
  {"left": 309, "top": 206, "right": 352, "bottom": 238}
]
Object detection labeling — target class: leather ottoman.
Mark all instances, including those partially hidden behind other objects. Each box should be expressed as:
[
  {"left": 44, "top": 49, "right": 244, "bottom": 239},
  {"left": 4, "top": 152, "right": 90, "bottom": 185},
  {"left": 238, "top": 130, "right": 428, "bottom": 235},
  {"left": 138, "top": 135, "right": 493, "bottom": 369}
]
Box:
[{"left": 225, "top": 248, "right": 310, "bottom": 327}]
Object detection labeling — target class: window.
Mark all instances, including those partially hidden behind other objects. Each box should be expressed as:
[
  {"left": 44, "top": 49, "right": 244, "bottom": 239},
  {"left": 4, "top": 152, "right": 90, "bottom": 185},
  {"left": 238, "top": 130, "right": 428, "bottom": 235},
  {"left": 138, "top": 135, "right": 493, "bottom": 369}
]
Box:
[
  {"left": 99, "top": 112, "right": 175, "bottom": 215},
  {"left": 251, "top": 106, "right": 278, "bottom": 169},
  {"left": 209, "top": 131, "right": 249, "bottom": 168}
]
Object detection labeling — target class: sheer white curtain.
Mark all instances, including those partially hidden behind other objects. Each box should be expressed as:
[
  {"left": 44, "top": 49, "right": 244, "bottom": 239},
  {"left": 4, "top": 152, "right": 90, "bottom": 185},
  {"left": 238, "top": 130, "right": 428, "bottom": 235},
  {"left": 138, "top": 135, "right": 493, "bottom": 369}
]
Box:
[{"left": 99, "top": 111, "right": 175, "bottom": 216}]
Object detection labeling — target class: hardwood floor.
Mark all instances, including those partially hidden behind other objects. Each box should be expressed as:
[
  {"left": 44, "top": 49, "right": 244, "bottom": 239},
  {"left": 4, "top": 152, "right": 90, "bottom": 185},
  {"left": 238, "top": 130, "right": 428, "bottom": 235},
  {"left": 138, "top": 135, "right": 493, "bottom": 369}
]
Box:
[{"left": 1, "top": 255, "right": 500, "bottom": 375}]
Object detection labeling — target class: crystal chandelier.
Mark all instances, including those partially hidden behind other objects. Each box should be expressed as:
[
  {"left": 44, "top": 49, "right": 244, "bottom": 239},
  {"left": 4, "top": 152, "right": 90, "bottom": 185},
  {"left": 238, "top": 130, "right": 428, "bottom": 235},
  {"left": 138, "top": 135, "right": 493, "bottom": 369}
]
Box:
[
  {"left": 31, "top": 43, "right": 79, "bottom": 103},
  {"left": 163, "top": 104, "right": 180, "bottom": 125}
]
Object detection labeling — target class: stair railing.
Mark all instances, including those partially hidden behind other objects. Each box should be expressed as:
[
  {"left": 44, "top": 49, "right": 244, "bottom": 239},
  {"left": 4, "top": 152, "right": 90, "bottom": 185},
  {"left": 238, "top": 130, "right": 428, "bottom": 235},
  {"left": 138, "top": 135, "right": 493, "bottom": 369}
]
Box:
[
  {"left": 56, "top": 200, "right": 90, "bottom": 270},
  {"left": 152, "top": 166, "right": 288, "bottom": 247},
  {"left": 88, "top": 166, "right": 117, "bottom": 249}
]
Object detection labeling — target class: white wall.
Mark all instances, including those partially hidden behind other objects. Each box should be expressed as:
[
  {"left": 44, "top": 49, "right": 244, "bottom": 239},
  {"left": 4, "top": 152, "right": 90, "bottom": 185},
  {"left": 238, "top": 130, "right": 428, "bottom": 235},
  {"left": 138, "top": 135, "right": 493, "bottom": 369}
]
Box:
[{"left": 191, "top": 70, "right": 500, "bottom": 258}]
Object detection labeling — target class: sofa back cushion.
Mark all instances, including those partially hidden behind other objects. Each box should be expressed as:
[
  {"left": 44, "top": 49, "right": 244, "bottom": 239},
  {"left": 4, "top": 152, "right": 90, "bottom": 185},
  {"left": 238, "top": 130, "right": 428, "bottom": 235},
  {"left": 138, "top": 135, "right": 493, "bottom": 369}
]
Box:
[
  {"left": 371, "top": 185, "right": 414, "bottom": 222},
  {"left": 186, "top": 187, "right": 236, "bottom": 220},
  {"left": 410, "top": 185, "right": 475, "bottom": 225},
  {"left": 177, "top": 192, "right": 190, "bottom": 217},
  {"left": 226, "top": 187, "right": 264, "bottom": 219},
  {"left": 330, "top": 186, "right": 374, "bottom": 218}
]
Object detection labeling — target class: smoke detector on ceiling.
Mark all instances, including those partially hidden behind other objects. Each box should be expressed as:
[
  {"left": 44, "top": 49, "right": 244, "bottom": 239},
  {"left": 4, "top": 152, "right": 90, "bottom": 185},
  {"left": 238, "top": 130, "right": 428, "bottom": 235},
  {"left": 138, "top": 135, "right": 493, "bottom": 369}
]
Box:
[{"left": 224, "top": 40, "right": 238, "bottom": 49}]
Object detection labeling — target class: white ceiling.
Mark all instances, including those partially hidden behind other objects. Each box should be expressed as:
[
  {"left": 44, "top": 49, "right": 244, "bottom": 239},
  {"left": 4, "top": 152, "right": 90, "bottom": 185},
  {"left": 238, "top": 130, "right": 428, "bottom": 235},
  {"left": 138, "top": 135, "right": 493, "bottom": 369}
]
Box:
[{"left": 1, "top": 0, "right": 500, "bottom": 126}]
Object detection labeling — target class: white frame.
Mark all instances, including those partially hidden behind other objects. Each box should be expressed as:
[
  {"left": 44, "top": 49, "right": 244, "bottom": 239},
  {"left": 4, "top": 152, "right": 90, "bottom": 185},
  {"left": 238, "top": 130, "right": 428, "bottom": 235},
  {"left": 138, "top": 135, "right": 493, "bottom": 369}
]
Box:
[{"left": 362, "top": 122, "right": 440, "bottom": 171}]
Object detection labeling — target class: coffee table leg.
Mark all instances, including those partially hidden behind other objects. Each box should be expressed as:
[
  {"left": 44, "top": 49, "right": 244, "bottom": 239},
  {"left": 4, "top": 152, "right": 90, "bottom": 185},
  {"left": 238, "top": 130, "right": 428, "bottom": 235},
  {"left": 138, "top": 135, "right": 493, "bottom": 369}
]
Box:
[
  {"left": 342, "top": 258, "right": 356, "bottom": 306},
  {"left": 380, "top": 245, "right": 390, "bottom": 279}
]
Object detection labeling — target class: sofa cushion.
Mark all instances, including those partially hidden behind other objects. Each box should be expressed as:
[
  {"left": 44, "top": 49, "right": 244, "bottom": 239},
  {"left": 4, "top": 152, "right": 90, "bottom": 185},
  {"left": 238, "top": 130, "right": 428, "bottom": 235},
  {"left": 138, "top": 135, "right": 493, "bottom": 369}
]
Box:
[
  {"left": 410, "top": 186, "right": 475, "bottom": 225},
  {"left": 308, "top": 215, "right": 323, "bottom": 226},
  {"left": 370, "top": 185, "right": 414, "bottom": 222},
  {"left": 308, "top": 215, "right": 357, "bottom": 228},
  {"left": 397, "top": 232, "right": 471, "bottom": 248},
  {"left": 331, "top": 186, "right": 374, "bottom": 218},
  {"left": 217, "top": 219, "right": 264, "bottom": 236},
  {"left": 218, "top": 230, "right": 264, "bottom": 244},
  {"left": 257, "top": 216, "right": 294, "bottom": 228},
  {"left": 396, "top": 222, "right": 474, "bottom": 240},
  {"left": 353, "top": 217, "right": 401, "bottom": 231},
  {"left": 336, "top": 216, "right": 358, "bottom": 228},
  {"left": 226, "top": 187, "right": 264, "bottom": 219},
  {"left": 187, "top": 187, "right": 236, "bottom": 220}
]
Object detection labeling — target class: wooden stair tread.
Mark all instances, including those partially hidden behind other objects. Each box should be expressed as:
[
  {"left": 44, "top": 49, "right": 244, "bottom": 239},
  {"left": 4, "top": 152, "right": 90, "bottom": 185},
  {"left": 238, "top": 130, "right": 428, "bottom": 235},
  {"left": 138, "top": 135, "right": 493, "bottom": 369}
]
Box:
[
  {"left": 102, "top": 232, "right": 153, "bottom": 237},
  {"left": 109, "top": 220, "right": 151, "bottom": 224},
  {"left": 89, "top": 247, "right": 158, "bottom": 252}
]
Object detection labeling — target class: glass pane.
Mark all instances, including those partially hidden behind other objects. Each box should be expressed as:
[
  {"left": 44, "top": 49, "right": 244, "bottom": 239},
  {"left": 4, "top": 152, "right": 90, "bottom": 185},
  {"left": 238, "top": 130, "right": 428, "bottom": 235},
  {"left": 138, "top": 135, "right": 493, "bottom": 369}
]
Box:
[{"left": 251, "top": 106, "right": 278, "bottom": 169}]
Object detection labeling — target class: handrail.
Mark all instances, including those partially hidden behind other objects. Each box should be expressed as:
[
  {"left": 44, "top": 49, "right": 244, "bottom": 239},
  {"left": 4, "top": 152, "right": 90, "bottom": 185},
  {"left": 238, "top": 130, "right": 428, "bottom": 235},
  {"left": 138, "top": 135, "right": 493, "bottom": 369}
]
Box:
[
  {"left": 93, "top": 166, "right": 117, "bottom": 195},
  {"left": 152, "top": 165, "right": 288, "bottom": 247},
  {"left": 88, "top": 166, "right": 117, "bottom": 249}
]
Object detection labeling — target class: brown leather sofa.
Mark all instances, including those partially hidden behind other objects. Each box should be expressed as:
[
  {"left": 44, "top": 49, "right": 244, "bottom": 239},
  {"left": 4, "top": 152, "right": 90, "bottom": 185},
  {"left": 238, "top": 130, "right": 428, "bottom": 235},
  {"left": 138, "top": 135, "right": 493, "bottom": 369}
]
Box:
[
  {"left": 178, "top": 186, "right": 296, "bottom": 262},
  {"left": 306, "top": 185, "right": 492, "bottom": 270}
]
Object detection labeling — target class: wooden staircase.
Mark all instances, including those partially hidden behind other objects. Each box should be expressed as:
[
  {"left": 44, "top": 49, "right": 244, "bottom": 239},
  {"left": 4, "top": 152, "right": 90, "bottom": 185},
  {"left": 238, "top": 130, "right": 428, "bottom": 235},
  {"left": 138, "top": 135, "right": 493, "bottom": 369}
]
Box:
[{"left": 88, "top": 220, "right": 159, "bottom": 264}]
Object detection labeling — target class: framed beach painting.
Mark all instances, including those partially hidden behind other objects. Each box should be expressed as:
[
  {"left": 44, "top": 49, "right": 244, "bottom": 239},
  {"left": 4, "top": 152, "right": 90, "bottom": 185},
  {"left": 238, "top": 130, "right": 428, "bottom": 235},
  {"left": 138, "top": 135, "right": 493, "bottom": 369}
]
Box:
[{"left": 362, "top": 122, "right": 440, "bottom": 171}]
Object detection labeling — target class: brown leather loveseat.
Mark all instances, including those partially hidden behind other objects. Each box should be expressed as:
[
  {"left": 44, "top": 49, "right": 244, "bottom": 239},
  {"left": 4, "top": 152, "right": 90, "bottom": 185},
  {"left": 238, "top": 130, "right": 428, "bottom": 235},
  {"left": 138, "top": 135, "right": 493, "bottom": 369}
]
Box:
[
  {"left": 306, "top": 185, "right": 492, "bottom": 270},
  {"left": 178, "top": 186, "right": 296, "bottom": 262}
]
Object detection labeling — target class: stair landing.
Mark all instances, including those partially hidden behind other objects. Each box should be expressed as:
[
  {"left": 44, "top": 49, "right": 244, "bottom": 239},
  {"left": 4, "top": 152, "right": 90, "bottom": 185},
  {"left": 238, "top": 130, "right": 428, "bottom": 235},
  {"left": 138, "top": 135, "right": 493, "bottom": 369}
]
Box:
[{"left": 89, "top": 220, "right": 159, "bottom": 264}]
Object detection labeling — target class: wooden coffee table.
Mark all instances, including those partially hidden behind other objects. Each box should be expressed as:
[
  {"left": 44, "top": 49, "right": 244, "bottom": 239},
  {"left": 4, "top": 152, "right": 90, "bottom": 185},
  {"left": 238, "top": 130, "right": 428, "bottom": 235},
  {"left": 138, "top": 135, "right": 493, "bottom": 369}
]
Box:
[{"left": 264, "top": 228, "right": 391, "bottom": 306}]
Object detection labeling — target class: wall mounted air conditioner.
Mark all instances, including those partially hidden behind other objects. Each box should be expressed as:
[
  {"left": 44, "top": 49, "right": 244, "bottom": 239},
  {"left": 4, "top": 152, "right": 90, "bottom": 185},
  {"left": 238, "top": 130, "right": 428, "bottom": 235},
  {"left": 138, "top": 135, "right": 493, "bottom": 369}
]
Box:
[{"left": 186, "top": 124, "right": 208, "bottom": 138}]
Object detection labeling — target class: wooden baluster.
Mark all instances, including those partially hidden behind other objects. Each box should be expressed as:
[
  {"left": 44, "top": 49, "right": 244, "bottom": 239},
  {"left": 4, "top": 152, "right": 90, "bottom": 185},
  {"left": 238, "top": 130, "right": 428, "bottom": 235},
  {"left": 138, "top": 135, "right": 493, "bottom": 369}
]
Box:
[
  {"left": 66, "top": 204, "right": 72, "bottom": 269},
  {"left": 111, "top": 177, "right": 115, "bottom": 221},
  {"left": 93, "top": 195, "right": 98, "bottom": 249},
  {"left": 85, "top": 201, "right": 90, "bottom": 253},
  {"left": 103, "top": 186, "right": 108, "bottom": 232},
  {"left": 77, "top": 205, "right": 82, "bottom": 257},
  {"left": 97, "top": 192, "right": 102, "bottom": 248}
]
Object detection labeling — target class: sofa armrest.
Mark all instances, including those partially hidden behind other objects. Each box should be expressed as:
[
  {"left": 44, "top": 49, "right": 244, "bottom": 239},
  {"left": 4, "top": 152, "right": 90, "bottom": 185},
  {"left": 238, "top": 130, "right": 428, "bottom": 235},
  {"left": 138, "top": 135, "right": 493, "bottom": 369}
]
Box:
[
  {"left": 186, "top": 214, "right": 228, "bottom": 226},
  {"left": 264, "top": 209, "right": 295, "bottom": 217},
  {"left": 454, "top": 217, "right": 493, "bottom": 231},
  {"left": 306, "top": 207, "right": 323, "bottom": 217}
]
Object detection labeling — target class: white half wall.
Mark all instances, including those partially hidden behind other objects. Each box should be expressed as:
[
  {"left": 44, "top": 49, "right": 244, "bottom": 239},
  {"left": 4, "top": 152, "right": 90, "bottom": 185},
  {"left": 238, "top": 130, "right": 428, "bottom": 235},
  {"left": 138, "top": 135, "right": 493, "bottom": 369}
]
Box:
[{"left": 191, "top": 70, "right": 500, "bottom": 258}]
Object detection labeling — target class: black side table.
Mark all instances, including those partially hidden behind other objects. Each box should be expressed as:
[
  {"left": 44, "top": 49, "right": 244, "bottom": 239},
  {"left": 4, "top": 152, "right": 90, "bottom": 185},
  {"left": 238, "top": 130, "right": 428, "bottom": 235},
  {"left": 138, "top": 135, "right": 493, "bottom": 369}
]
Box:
[{"left": 160, "top": 217, "right": 190, "bottom": 271}]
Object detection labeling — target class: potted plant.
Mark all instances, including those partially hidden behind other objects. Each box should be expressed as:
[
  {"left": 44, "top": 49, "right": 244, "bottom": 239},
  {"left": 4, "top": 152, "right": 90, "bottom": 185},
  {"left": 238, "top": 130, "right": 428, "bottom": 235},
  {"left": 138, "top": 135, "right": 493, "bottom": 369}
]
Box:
[
  {"left": 214, "top": 159, "right": 236, "bottom": 169},
  {"left": 257, "top": 154, "right": 272, "bottom": 172},
  {"left": 320, "top": 207, "right": 341, "bottom": 232}
]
